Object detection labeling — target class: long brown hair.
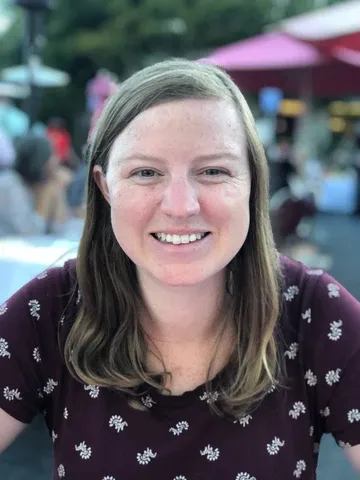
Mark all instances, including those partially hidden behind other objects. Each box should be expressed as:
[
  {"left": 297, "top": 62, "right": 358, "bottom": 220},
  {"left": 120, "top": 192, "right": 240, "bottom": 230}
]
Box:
[{"left": 65, "top": 59, "right": 283, "bottom": 418}]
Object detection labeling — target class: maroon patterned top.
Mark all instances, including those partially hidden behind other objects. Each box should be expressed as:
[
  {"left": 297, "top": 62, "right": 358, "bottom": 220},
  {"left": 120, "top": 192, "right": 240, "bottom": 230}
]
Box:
[{"left": 0, "top": 257, "right": 360, "bottom": 479}]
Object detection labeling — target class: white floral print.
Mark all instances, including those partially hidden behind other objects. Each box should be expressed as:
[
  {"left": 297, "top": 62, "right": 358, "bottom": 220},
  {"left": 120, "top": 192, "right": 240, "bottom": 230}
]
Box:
[
  {"left": 43, "top": 378, "right": 58, "bottom": 395},
  {"left": 325, "top": 368, "right": 341, "bottom": 386},
  {"left": 103, "top": 477, "right": 116, "bottom": 480},
  {"left": 52, "top": 431, "right": 58, "bottom": 443},
  {"left": 267, "top": 384, "right": 276, "bottom": 394},
  {"left": 236, "top": 474, "right": 257, "bottom": 480},
  {"left": 283, "top": 285, "right": 299, "bottom": 301},
  {"left": 141, "top": 394, "right": 156, "bottom": 409},
  {"left": 267, "top": 437, "right": 285, "bottom": 455},
  {"left": 137, "top": 448, "right": 157, "bottom": 465},
  {"left": 293, "top": 460, "right": 306, "bottom": 478},
  {"left": 199, "top": 390, "right": 219, "bottom": 404},
  {"left": 302, "top": 308, "right": 312, "bottom": 324},
  {"left": 200, "top": 445, "right": 220, "bottom": 461},
  {"left": 169, "top": 421, "right": 189, "bottom": 436},
  {"left": 348, "top": 409, "right": 360, "bottom": 423},
  {"left": 289, "top": 402, "right": 306, "bottom": 419},
  {"left": 234, "top": 415, "right": 253, "bottom": 427},
  {"left": 63, "top": 407, "right": 68, "bottom": 419},
  {"left": 0, "top": 338, "right": 11, "bottom": 358},
  {"left": 57, "top": 464, "right": 65, "bottom": 478},
  {"left": 174, "top": 476, "right": 187, "bottom": 480},
  {"left": 309, "top": 426, "right": 314, "bottom": 436},
  {"left": 339, "top": 441, "right": 352, "bottom": 448},
  {"left": 109, "top": 415, "right": 128, "bottom": 433},
  {"left": 75, "top": 441, "right": 92, "bottom": 460},
  {"left": 327, "top": 283, "right": 340, "bottom": 298},
  {"left": 305, "top": 370, "right": 317, "bottom": 387},
  {"left": 33, "top": 347, "right": 41, "bottom": 363},
  {"left": 37, "top": 271, "right": 48, "bottom": 279},
  {"left": 60, "top": 315, "right": 65, "bottom": 326},
  {"left": 320, "top": 407, "right": 330, "bottom": 417},
  {"left": 328, "top": 320, "right": 342, "bottom": 341},
  {"left": 3, "top": 386, "right": 22, "bottom": 401},
  {"left": 28, "top": 299, "right": 40, "bottom": 320},
  {"left": 284, "top": 343, "right": 299, "bottom": 360},
  {"left": 84, "top": 384, "right": 99, "bottom": 398},
  {"left": 306, "top": 269, "right": 323, "bottom": 276},
  {"left": 0, "top": 302, "right": 8, "bottom": 315}
]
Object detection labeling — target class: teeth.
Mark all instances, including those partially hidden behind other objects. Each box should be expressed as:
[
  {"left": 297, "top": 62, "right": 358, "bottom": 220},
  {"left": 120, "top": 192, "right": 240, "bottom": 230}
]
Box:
[{"left": 154, "top": 233, "right": 207, "bottom": 244}]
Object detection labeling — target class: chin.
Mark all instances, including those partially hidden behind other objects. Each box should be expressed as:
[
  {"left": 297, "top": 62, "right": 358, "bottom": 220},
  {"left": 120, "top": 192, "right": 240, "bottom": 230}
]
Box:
[{"left": 151, "top": 265, "right": 221, "bottom": 288}]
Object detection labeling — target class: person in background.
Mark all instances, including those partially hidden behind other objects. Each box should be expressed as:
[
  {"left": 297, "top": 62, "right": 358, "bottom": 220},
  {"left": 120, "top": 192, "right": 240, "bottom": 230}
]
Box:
[
  {"left": 0, "top": 128, "right": 45, "bottom": 236},
  {"left": 46, "top": 117, "right": 79, "bottom": 171},
  {"left": 268, "top": 136, "right": 297, "bottom": 196},
  {"left": 0, "top": 60, "right": 359, "bottom": 478},
  {"left": 0, "top": 132, "right": 71, "bottom": 236}
]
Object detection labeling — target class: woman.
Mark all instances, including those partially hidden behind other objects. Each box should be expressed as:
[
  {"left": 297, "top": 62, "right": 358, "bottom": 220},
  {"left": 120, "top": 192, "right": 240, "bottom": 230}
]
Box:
[
  {"left": 15, "top": 133, "right": 71, "bottom": 233},
  {"left": 0, "top": 59, "right": 359, "bottom": 478},
  {"left": 0, "top": 130, "right": 49, "bottom": 236}
]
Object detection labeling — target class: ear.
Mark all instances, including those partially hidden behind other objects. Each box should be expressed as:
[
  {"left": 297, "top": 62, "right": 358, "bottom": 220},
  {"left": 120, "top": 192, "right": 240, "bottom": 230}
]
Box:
[{"left": 93, "top": 165, "right": 111, "bottom": 203}]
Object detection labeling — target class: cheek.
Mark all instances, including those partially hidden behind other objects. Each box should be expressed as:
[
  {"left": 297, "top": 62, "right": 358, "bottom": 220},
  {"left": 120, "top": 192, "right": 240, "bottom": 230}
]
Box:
[
  {"left": 202, "top": 183, "right": 250, "bottom": 227},
  {"left": 108, "top": 185, "right": 154, "bottom": 230}
]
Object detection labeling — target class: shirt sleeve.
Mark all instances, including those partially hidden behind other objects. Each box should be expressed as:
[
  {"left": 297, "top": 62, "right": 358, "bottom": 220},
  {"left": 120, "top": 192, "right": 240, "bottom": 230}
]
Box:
[
  {"left": 0, "top": 263, "right": 73, "bottom": 424},
  {"left": 301, "top": 270, "right": 360, "bottom": 449}
]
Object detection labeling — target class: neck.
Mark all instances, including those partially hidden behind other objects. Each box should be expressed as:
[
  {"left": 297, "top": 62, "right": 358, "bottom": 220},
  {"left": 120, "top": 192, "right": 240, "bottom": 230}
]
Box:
[{"left": 139, "top": 271, "right": 226, "bottom": 344}]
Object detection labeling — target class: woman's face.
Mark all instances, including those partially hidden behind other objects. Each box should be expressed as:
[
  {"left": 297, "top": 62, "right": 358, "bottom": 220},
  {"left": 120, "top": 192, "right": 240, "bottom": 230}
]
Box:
[{"left": 94, "top": 99, "right": 251, "bottom": 287}]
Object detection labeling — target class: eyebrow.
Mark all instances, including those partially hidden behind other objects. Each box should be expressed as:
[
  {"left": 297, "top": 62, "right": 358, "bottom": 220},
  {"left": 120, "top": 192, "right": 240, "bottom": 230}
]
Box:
[{"left": 120, "top": 152, "right": 242, "bottom": 163}]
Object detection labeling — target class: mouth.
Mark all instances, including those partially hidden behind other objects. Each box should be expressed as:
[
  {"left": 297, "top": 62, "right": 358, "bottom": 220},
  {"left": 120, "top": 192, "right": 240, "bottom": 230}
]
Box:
[{"left": 151, "top": 232, "right": 210, "bottom": 245}]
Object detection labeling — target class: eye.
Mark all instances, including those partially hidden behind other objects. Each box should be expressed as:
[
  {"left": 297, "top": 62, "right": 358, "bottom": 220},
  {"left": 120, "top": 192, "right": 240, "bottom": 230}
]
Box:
[
  {"left": 133, "top": 169, "right": 159, "bottom": 178},
  {"left": 203, "top": 168, "right": 227, "bottom": 176}
]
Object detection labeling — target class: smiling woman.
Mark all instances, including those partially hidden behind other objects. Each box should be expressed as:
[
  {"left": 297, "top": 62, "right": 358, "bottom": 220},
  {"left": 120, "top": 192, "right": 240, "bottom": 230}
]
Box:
[{"left": 0, "top": 59, "right": 360, "bottom": 479}]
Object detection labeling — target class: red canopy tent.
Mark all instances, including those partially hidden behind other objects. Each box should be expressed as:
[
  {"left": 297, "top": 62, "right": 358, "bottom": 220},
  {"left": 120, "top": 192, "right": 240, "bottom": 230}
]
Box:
[{"left": 202, "top": 32, "right": 360, "bottom": 96}]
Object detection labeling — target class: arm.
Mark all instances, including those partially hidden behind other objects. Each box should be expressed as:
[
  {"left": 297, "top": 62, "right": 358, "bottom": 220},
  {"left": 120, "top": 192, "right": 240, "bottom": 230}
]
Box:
[
  {"left": 0, "top": 264, "right": 73, "bottom": 455},
  {"left": 298, "top": 267, "right": 360, "bottom": 470},
  {"left": 0, "top": 408, "right": 27, "bottom": 454}
]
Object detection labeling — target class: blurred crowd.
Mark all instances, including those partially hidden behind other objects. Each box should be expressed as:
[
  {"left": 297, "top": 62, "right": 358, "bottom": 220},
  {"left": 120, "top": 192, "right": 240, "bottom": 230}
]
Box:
[
  {"left": 0, "top": 117, "right": 87, "bottom": 237},
  {"left": 0, "top": 69, "right": 121, "bottom": 238},
  {"left": 264, "top": 121, "right": 360, "bottom": 265}
]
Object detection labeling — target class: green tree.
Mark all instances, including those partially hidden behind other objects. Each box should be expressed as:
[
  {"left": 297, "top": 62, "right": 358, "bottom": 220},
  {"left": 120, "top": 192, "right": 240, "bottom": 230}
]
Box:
[{"left": 0, "top": 0, "right": 347, "bottom": 129}]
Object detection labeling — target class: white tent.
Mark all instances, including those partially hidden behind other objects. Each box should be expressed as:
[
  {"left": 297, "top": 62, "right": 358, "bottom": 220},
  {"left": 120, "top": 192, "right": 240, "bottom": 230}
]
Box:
[{"left": 278, "top": 0, "right": 360, "bottom": 41}]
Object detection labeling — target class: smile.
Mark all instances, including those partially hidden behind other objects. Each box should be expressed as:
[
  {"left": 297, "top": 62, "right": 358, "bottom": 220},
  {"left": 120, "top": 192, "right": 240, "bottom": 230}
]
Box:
[{"left": 151, "top": 232, "right": 210, "bottom": 245}]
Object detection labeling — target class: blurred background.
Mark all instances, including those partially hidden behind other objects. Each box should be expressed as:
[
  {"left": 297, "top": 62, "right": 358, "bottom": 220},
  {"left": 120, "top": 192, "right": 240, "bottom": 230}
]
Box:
[{"left": 0, "top": 0, "right": 360, "bottom": 478}]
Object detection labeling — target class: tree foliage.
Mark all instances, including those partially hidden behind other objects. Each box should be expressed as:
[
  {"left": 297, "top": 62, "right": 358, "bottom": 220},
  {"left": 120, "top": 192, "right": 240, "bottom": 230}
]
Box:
[{"left": 0, "top": 0, "right": 346, "bottom": 129}]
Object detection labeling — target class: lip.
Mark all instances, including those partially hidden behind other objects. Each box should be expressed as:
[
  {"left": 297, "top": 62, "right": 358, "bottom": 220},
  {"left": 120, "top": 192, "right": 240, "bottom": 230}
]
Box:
[{"left": 150, "top": 230, "right": 210, "bottom": 235}]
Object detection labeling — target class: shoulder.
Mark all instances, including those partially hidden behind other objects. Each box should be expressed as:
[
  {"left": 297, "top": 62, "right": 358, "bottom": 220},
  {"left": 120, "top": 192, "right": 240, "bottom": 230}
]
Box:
[
  {"left": 0, "top": 170, "right": 23, "bottom": 187},
  {"left": 0, "top": 259, "right": 78, "bottom": 423},
  {"left": 280, "top": 255, "right": 359, "bottom": 330},
  {"left": 1, "top": 258, "right": 78, "bottom": 332},
  {"left": 279, "top": 255, "right": 360, "bottom": 372},
  {"left": 280, "top": 254, "right": 359, "bottom": 319}
]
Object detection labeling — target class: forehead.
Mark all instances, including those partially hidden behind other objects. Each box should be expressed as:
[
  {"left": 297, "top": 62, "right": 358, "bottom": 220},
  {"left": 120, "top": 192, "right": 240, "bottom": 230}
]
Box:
[{"left": 108, "top": 99, "right": 247, "bottom": 163}]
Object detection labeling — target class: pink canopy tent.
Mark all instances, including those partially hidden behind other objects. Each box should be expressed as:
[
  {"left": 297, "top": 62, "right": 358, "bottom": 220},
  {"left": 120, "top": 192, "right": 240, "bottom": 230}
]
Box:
[
  {"left": 278, "top": 0, "right": 360, "bottom": 66},
  {"left": 202, "top": 32, "right": 360, "bottom": 96}
]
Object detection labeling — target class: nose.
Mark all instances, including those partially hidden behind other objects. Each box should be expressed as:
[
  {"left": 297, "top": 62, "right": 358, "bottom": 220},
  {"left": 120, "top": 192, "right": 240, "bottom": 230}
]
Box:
[{"left": 161, "top": 177, "right": 200, "bottom": 218}]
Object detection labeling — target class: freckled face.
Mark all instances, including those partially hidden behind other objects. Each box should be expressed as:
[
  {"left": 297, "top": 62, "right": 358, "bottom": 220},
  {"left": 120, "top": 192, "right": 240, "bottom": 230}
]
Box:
[{"left": 95, "top": 99, "right": 251, "bottom": 287}]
